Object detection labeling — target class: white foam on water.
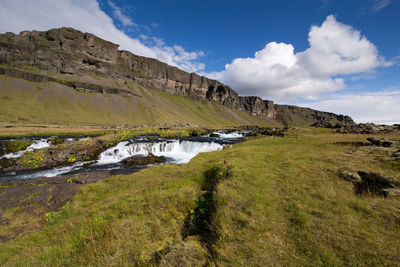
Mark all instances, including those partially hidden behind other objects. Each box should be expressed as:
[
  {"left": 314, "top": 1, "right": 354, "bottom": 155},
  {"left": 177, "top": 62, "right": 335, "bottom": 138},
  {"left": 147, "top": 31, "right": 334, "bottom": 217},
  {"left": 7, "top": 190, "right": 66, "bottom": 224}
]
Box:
[
  {"left": 5, "top": 162, "right": 86, "bottom": 180},
  {"left": 210, "top": 130, "right": 247, "bottom": 139},
  {"left": 97, "top": 140, "right": 223, "bottom": 165},
  {"left": 1, "top": 139, "right": 51, "bottom": 159}
]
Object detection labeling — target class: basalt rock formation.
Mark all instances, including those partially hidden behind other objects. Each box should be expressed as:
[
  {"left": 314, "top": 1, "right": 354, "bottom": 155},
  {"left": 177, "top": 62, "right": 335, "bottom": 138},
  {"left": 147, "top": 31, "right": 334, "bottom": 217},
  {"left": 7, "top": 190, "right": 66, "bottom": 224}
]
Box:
[{"left": 0, "top": 27, "right": 353, "bottom": 125}]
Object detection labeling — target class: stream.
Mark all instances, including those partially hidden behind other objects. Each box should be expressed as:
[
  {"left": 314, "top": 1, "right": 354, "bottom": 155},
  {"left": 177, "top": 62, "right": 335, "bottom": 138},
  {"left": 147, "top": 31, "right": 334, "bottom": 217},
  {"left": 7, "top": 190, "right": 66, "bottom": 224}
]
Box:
[{"left": 0, "top": 130, "right": 247, "bottom": 180}]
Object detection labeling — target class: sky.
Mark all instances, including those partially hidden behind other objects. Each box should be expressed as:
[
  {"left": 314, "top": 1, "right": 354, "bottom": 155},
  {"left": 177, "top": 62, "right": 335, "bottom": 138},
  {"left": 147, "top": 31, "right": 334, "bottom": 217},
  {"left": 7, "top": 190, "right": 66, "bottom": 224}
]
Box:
[{"left": 0, "top": 0, "right": 399, "bottom": 124}]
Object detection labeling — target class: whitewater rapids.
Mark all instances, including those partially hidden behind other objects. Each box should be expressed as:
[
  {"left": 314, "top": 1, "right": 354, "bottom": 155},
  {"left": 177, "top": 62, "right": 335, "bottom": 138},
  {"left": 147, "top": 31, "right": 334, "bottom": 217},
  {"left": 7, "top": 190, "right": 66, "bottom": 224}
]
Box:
[{"left": 97, "top": 140, "right": 223, "bottom": 165}]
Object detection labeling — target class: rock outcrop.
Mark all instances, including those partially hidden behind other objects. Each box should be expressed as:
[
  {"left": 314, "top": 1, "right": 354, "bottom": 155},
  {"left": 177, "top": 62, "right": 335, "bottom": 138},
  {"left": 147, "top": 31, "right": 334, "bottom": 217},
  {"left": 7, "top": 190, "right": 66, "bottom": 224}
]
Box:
[{"left": 0, "top": 27, "right": 353, "bottom": 125}]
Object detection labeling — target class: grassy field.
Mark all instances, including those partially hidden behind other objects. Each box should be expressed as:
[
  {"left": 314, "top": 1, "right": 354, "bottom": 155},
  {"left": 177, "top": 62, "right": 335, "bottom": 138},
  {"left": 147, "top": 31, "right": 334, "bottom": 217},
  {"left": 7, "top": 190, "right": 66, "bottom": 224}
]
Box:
[
  {"left": 1, "top": 128, "right": 399, "bottom": 265},
  {"left": 0, "top": 74, "right": 274, "bottom": 128}
]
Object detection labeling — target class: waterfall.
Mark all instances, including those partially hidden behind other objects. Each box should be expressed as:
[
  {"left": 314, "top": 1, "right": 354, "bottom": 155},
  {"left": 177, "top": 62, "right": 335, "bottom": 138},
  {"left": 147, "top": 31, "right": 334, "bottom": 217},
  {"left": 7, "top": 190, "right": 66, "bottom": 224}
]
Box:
[
  {"left": 97, "top": 140, "right": 223, "bottom": 165},
  {"left": 1, "top": 138, "right": 51, "bottom": 159},
  {"left": 209, "top": 130, "right": 248, "bottom": 139}
]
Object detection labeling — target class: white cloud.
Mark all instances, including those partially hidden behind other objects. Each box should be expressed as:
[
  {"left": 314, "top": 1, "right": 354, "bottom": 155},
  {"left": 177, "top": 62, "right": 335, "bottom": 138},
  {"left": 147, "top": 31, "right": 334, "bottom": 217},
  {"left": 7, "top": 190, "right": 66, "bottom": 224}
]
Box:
[
  {"left": 107, "top": 0, "right": 135, "bottom": 27},
  {"left": 0, "top": 0, "right": 205, "bottom": 73},
  {"left": 300, "top": 90, "right": 400, "bottom": 125},
  {"left": 211, "top": 15, "right": 389, "bottom": 102},
  {"left": 298, "top": 15, "right": 388, "bottom": 77},
  {"left": 368, "top": 0, "right": 393, "bottom": 13}
]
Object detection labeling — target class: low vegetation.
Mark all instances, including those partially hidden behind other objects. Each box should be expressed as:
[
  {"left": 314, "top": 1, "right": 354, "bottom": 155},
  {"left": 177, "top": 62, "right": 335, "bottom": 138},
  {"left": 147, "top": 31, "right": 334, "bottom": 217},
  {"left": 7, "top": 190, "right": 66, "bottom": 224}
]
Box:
[
  {"left": 2, "top": 139, "right": 32, "bottom": 153},
  {"left": 0, "top": 73, "right": 273, "bottom": 128},
  {"left": 0, "top": 128, "right": 399, "bottom": 266}
]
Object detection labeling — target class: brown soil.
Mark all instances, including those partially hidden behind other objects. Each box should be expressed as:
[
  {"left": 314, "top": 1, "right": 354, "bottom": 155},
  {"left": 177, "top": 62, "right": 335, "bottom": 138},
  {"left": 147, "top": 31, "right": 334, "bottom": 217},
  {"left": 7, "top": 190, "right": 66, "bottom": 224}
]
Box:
[{"left": 0, "top": 171, "right": 110, "bottom": 242}]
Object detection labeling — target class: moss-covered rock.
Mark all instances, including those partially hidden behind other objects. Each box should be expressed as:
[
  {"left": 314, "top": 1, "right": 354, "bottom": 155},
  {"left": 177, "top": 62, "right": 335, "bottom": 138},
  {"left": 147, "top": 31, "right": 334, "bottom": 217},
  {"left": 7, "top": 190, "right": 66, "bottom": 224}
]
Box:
[
  {"left": 122, "top": 153, "right": 166, "bottom": 166},
  {"left": 3, "top": 139, "right": 33, "bottom": 153},
  {"left": 50, "top": 137, "right": 65, "bottom": 145},
  {"left": 1, "top": 138, "right": 107, "bottom": 173}
]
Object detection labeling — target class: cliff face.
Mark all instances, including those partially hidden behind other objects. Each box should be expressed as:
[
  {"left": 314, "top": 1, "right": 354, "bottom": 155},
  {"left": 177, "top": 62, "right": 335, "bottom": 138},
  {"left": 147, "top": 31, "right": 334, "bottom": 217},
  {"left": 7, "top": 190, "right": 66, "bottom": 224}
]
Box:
[{"left": 0, "top": 27, "right": 353, "bottom": 125}]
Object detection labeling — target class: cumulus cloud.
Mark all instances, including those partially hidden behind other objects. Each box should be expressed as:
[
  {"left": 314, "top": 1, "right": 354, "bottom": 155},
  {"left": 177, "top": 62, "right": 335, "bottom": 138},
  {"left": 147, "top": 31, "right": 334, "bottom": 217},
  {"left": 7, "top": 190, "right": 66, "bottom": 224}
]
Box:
[
  {"left": 300, "top": 90, "right": 400, "bottom": 124},
  {"left": 0, "top": 0, "right": 205, "bottom": 73},
  {"left": 298, "top": 15, "right": 388, "bottom": 76},
  {"left": 211, "top": 15, "right": 389, "bottom": 102}
]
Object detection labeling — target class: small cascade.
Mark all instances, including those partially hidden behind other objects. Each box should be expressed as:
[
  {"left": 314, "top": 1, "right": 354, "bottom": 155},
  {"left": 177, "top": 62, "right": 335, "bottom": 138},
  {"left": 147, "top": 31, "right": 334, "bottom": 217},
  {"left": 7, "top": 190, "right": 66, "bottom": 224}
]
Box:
[
  {"left": 208, "top": 130, "right": 249, "bottom": 139},
  {"left": 5, "top": 162, "right": 87, "bottom": 180},
  {"left": 97, "top": 140, "right": 223, "bottom": 165},
  {"left": 1, "top": 138, "right": 51, "bottom": 159},
  {"left": 1, "top": 131, "right": 243, "bottom": 180}
]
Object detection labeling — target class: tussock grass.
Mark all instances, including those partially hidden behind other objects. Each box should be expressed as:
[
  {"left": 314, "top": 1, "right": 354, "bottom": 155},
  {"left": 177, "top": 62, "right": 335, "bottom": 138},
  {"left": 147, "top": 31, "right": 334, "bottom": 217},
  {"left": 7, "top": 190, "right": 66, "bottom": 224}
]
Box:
[{"left": 1, "top": 128, "right": 399, "bottom": 265}]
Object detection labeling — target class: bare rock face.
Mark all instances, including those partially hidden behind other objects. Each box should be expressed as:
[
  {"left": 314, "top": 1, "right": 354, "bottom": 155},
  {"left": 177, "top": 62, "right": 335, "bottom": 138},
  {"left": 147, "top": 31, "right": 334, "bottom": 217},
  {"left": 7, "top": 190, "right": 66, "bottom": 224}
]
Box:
[{"left": 0, "top": 27, "right": 353, "bottom": 125}]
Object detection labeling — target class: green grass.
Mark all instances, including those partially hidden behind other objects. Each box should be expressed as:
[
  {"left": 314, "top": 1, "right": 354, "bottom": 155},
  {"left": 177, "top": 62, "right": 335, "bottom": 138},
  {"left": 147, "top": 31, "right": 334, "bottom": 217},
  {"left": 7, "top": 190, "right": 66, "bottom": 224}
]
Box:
[
  {"left": 0, "top": 74, "right": 273, "bottom": 128},
  {"left": 0, "top": 129, "right": 399, "bottom": 265}
]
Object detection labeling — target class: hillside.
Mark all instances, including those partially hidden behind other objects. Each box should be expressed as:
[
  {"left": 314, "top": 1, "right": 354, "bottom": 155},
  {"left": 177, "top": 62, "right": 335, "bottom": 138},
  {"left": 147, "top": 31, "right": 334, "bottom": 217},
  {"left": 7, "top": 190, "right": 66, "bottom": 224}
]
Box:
[
  {"left": 0, "top": 27, "right": 353, "bottom": 127},
  {"left": 0, "top": 71, "right": 272, "bottom": 127}
]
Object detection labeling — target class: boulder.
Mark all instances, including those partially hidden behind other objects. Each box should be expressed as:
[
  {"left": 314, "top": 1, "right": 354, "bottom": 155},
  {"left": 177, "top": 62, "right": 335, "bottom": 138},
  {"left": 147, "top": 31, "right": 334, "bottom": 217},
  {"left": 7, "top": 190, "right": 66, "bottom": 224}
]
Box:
[
  {"left": 355, "top": 171, "right": 394, "bottom": 196},
  {"left": 367, "top": 137, "right": 381, "bottom": 146},
  {"left": 367, "top": 137, "right": 397, "bottom": 147},
  {"left": 122, "top": 153, "right": 166, "bottom": 166},
  {"left": 339, "top": 170, "right": 362, "bottom": 183}
]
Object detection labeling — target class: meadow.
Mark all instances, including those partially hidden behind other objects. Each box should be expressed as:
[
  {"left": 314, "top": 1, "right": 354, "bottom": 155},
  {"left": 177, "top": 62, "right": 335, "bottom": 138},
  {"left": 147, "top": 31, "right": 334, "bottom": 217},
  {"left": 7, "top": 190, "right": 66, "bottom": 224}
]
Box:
[{"left": 1, "top": 127, "right": 399, "bottom": 266}]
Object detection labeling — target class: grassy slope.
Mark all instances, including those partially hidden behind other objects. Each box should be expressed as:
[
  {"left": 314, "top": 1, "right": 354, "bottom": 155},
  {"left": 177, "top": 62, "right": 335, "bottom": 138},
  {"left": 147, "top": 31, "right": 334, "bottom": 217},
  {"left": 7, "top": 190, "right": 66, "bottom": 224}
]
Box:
[
  {"left": 1, "top": 128, "right": 399, "bottom": 265},
  {"left": 0, "top": 74, "right": 275, "bottom": 127}
]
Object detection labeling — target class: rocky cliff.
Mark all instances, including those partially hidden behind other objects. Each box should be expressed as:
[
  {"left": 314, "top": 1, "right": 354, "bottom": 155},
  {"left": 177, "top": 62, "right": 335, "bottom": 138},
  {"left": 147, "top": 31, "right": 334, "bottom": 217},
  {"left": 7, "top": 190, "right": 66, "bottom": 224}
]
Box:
[{"left": 0, "top": 27, "right": 353, "bottom": 125}]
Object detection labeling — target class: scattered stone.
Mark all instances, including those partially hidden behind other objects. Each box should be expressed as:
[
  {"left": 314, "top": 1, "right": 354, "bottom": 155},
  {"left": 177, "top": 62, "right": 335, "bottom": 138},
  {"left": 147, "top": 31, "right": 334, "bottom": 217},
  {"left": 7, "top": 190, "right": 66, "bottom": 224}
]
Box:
[
  {"left": 335, "top": 123, "right": 399, "bottom": 134},
  {"left": 367, "top": 137, "right": 395, "bottom": 147}
]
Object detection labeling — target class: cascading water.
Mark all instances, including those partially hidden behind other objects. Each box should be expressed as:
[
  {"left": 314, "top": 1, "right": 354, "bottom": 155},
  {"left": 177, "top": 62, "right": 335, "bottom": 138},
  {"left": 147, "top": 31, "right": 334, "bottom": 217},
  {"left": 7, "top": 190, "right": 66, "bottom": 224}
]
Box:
[
  {"left": 1, "top": 131, "right": 245, "bottom": 180},
  {"left": 1, "top": 138, "right": 51, "bottom": 159},
  {"left": 208, "top": 130, "right": 249, "bottom": 139},
  {"left": 97, "top": 139, "right": 223, "bottom": 165},
  {"left": 6, "top": 162, "right": 87, "bottom": 180}
]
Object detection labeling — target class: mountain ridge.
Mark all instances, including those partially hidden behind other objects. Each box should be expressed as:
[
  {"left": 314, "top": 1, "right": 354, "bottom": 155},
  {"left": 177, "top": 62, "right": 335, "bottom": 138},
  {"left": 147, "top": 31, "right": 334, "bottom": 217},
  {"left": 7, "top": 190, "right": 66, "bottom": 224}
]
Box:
[{"left": 0, "top": 27, "right": 353, "bottom": 126}]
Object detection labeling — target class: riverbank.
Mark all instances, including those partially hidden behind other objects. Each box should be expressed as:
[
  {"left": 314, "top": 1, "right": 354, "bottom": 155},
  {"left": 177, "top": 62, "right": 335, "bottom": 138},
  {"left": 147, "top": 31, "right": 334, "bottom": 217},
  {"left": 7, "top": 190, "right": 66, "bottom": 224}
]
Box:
[{"left": 1, "top": 127, "right": 399, "bottom": 265}]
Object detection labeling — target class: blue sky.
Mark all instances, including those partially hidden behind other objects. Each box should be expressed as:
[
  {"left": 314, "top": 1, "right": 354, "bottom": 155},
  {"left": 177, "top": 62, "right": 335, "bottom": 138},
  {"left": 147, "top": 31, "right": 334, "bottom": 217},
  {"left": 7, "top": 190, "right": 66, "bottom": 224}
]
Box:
[
  {"left": 1, "top": 0, "right": 399, "bottom": 124},
  {"left": 98, "top": 0, "right": 400, "bottom": 72}
]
